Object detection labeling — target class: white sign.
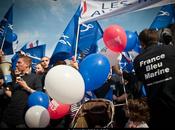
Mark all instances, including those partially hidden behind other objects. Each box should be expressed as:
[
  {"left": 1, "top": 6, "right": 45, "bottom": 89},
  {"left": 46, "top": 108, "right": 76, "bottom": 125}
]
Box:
[{"left": 79, "top": 0, "right": 175, "bottom": 24}]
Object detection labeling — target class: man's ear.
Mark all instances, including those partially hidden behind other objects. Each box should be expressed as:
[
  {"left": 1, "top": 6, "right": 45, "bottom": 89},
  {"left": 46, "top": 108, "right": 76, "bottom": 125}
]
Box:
[
  {"left": 25, "top": 63, "right": 30, "bottom": 69},
  {"left": 141, "top": 42, "right": 146, "bottom": 49}
]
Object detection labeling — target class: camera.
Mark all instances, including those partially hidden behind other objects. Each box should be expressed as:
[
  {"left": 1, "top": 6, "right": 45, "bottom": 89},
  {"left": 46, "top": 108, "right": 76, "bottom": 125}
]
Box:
[
  {"left": 158, "top": 28, "right": 173, "bottom": 45},
  {"left": 15, "top": 73, "right": 23, "bottom": 81},
  {"left": 16, "top": 76, "right": 23, "bottom": 81}
]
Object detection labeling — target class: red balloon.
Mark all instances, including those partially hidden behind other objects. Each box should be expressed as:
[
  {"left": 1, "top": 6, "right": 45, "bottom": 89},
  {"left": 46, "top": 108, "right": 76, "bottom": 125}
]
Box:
[
  {"left": 103, "top": 24, "right": 127, "bottom": 53},
  {"left": 48, "top": 99, "right": 70, "bottom": 119}
]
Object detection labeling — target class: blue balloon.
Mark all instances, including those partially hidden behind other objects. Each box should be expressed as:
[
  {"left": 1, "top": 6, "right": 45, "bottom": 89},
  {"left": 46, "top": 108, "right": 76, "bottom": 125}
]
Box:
[
  {"left": 124, "top": 31, "right": 137, "bottom": 51},
  {"left": 13, "top": 33, "right": 18, "bottom": 41},
  {"left": 6, "top": 33, "right": 17, "bottom": 42},
  {"left": 28, "top": 91, "right": 50, "bottom": 108},
  {"left": 79, "top": 53, "right": 110, "bottom": 91},
  {"left": 133, "top": 36, "right": 142, "bottom": 53}
]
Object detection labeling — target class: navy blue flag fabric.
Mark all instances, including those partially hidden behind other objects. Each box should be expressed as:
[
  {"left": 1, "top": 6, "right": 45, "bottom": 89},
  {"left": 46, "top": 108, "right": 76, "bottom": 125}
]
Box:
[
  {"left": 150, "top": 4, "right": 175, "bottom": 29},
  {"left": 133, "top": 40, "right": 142, "bottom": 54},
  {"left": 120, "top": 31, "right": 141, "bottom": 73},
  {"left": 21, "top": 40, "right": 39, "bottom": 50},
  {"left": 77, "top": 21, "right": 103, "bottom": 63},
  {"left": 0, "top": 4, "right": 14, "bottom": 55},
  {"left": 120, "top": 52, "right": 134, "bottom": 73},
  {"left": 11, "top": 44, "right": 46, "bottom": 70},
  {"left": 49, "top": 7, "right": 80, "bottom": 65},
  {"left": 50, "top": 6, "right": 103, "bottom": 65},
  {"left": 132, "top": 31, "right": 142, "bottom": 54},
  {"left": 77, "top": 43, "right": 98, "bottom": 63}
]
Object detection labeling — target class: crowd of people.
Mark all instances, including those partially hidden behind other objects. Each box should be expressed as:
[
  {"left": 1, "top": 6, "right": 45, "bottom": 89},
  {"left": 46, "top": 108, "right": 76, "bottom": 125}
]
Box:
[{"left": 0, "top": 23, "right": 175, "bottom": 128}]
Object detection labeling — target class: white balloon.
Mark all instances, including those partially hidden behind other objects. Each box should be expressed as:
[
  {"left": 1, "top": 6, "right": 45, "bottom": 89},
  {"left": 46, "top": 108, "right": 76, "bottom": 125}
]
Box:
[
  {"left": 25, "top": 105, "right": 50, "bottom": 128},
  {"left": 100, "top": 48, "right": 122, "bottom": 67},
  {"left": 45, "top": 65, "right": 85, "bottom": 104}
]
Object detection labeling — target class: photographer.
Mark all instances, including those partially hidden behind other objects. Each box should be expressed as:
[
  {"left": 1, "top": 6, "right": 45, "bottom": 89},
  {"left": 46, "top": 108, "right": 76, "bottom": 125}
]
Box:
[
  {"left": 168, "top": 23, "right": 175, "bottom": 45},
  {"left": 158, "top": 27, "right": 173, "bottom": 46},
  {"left": 134, "top": 28, "right": 175, "bottom": 128}
]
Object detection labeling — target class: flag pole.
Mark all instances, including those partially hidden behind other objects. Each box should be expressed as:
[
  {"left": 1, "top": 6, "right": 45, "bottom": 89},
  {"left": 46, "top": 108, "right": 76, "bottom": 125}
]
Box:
[
  {"left": 0, "top": 36, "right": 7, "bottom": 62},
  {"left": 74, "top": 18, "right": 81, "bottom": 61},
  {"left": 0, "top": 36, "right": 6, "bottom": 51},
  {"left": 13, "top": 40, "right": 19, "bottom": 53}
]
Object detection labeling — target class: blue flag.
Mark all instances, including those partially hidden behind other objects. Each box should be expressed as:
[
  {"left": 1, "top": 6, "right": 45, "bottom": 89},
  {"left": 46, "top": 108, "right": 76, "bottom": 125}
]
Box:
[
  {"left": 50, "top": 6, "right": 103, "bottom": 65},
  {"left": 132, "top": 31, "right": 142, "bottom": 54},
  {"left": 77, "top": 43, "right": 98, "bottom": 63},
  {"left": 11, "top": 44, "right": 46, "bottom": 70},
  {"left": 21, "top": 40, "right": 40, "bottom": 50},
  {"left": 0, "top": 4, "right": 14, "bottom": 55},
  {"left": 119, "top": 52, "right": 134, "bottom": 73},
  {"left": 77, "top": 21, "right": 103, "bottom": 63},
  {"left": 150, "top": 4, "right": 175, "bottom": 29},
  {"left": 49, "top": 7, "right": 80, "bottom": 65}
]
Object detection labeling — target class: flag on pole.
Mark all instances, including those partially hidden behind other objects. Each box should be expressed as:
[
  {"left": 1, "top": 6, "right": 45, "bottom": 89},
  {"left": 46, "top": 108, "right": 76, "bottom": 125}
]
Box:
[
  {"left": 136, "top": 1, "right": 175, "bottom": 12},
  {"left": 132, "top": 31, "right": 142, "bottom": 54},
  {"left": 79, "top": 0, "right": 175, "bottom": 24},
  {"left": 0, "top": 4, "right": 14, "bottom": 55},
  {"left": 49, "top": 7, "right": 80, "bottom": 65},
  {"left": 119, "top": 52, "right": 134, "bottom": 73},
  {"left": 76, "top": 20, "right": 103, "bottom": 62},
  {"left": 50, "top": 5, "right": 103, "bottom": 65},
  {"left": 78, "top": 21, "right": 103, "bottom": 51},
  {"left": 21, "top": 40, "right": 40, "bottom": 50},
  {"left": 11, "top": 43, "right": 46, "bottom": 70},
  {"left": 150, "top": 4, "right": 175, "bottom": 29}
]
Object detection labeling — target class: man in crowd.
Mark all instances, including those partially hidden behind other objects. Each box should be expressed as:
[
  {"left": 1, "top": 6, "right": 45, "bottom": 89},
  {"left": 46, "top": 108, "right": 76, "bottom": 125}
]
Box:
[
  {"left": 0, "top": 55, "right": 42, "bottom": 128},
  {"left": 134, "top": 28, "right": 175, "bottom": 128},
  {"left": 41, "top": 56, "right": 50, "bottom": 73}
]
